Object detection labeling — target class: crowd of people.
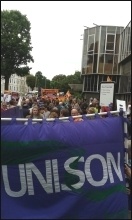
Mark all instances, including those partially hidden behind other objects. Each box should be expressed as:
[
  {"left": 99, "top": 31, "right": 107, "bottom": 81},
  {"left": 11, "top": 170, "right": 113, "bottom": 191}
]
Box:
[
  {"left": 1, "top": 95, "right": 131, "bottom": 123},
  {"left": 1, "top": 96, "right": 114, "bottom": 123}
]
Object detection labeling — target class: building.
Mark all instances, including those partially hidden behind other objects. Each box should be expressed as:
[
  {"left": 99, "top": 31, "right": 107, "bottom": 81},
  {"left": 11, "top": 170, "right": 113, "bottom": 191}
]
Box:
[
  {"left": 118, "top": 21, "right": 131, "bottom": 103},
  {"left": 81, "top": 22, "right": 131, "bottom": 104},
  {"left": 1, "top": 74, "right": 29, "bottom": 95}
]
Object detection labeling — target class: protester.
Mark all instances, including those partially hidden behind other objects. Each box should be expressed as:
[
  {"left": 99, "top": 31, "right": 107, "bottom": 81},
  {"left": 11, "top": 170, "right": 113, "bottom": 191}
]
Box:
[
  {"left": 86, "top": 107, "right": 96, "bottom": 114},
  {"left": 48, "top": 112, "right": 58, "bottom": 119},
  {"left": 71, "top": 108, "right": 83, "bottom": 122},
  {"left": 24, "top": 106, "right": 43, "bottom": 125},
  {"left": 60, "top": 108, "right": 70, "bottom": 122},
  {"left": 9, "top": 100, "right": 16, "bottom": 108},
  {"left": 81, "top": 99, "right": 88, "bottom": 114},
  {"left": 1, "top": 102, "right": 8, "bottom": 111}
]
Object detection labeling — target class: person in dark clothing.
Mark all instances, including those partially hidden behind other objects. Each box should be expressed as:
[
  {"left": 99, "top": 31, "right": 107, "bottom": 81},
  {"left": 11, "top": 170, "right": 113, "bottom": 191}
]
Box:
[
  {"left": 81, "top": 100, "right": 88, "bottom": 114},
  {"left": 22, "top": 107, "right": 30, "bottom": 118}
]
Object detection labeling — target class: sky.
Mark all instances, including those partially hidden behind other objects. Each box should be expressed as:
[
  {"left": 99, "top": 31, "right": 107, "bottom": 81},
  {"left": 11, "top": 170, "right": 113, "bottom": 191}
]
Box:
[{"left": 1, "top": 1, "right": 131, "bottom": 80}]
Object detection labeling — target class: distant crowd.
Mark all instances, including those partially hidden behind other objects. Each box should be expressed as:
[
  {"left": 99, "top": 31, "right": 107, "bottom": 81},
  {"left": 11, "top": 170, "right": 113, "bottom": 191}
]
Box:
[{"left": 1, "top": 95, "right": 131, "bottom": 133}]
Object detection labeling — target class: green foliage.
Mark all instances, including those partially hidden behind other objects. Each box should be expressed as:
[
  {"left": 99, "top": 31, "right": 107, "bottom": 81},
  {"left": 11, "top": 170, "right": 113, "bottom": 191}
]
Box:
[
  {"left": 50, "top": 71, "right": 82, "bottom": 93},
  {"left": 52, "top": 74, "right": 66, "bottom": 82},
  {"left": 26, "top": 74, "right": 35, "bottom": 90},
  {"left": 35, "top": 71, "right": 50, "bottom": 89},
  {"left": 1, "top": 10, "right": 34, "bottom": 89}
]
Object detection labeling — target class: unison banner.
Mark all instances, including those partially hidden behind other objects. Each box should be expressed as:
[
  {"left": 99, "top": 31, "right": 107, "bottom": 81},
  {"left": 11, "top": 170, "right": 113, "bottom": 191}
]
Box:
[{"left": 1, "top": 116, "right": 128, "bottom": 219}]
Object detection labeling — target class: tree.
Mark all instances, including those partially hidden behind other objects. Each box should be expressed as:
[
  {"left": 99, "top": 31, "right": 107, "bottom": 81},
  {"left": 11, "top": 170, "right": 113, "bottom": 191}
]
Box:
[
  {"left": 26, "top": 74, "right": 35, "bottom": 91},
  {"left": 35, "top": 71, "right": 42, "bottom": 88},
  {"left": 66, "top": 71, "right": 82, "bottom": 84},
  {"left": 1, "top": 10, "right": 34, "bottom": 90},
  {"left": 50, "top": 72, "right": 82, "bottom": 93},
  {"left": 52, "top": 74, "right": 66, "bottom": 82},
  {"left": 35, "top": 71, "right": 50, "bottom": 89}
]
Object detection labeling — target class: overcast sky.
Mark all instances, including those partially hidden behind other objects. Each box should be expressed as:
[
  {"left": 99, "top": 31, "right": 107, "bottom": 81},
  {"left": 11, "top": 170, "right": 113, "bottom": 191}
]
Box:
[{"left": 1, "top": 1, "right": 131, "bottom": 80}]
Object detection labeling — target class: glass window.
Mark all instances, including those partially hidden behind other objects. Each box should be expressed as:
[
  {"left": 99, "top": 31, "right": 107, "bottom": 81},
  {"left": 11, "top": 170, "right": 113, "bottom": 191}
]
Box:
[
  {"left": 98, "top": 54, "right": 104, "bottom": 73},
  {"left": 100, "top": 27, "right": 106, "bottom": 53},
  {"left": 86, "top": 65, "right": 93, "bottom": 74},
  {"left": 105, "top": 54, "right": 113, "bottom": 63},
  {"left": 91, "top": 74, "right": 98, "bottom": 91},
  {"left": 14, "top": 87, "right": 15, "bottom": 91},
  {"left": 89, "top": 27, "right": 95, "bottom": 35},
  {"left": 82, "top": 68, "right": 85, "bottom": 75},
  {"left": 94, "top": 27, "right": 99, "bottom": 53},
  {"left": 94, "top": 41, "right": 98, "bottom": 53},
  {"left": 113, "top": 55, "right": 118, "bottom": 74},
  {"left": 119, "top": 76, "right": 129, "bottom": 93},
  {"left": 87, "top": 35, "right": 95, "bottom": 52},
  {"left": 104, "top": 54, "right": 113, "bottom": 74},
  {"left": 10, "top": 86, "right": 11, "bottom": 90},
  {"left": 93, "top": 54, "right": 98, "bottom": 73},
  {"left": 87, "top": 53, "right": 93, "bottom": 73},
  {"left": 105, "top": 34, "right": 115, "bottom": 52},
  {"left": 87, "top": 55, "right": 93, "bottom": 65},
  {"left": 115, "top": 34, "right": 120, "bottom": 54},
  {"left": 106, "top": 43, "right": 114, "bottom": 50},
  {"left": 83, "top": 31, "right": 88, "bottom": 55},
  {"left": 107, "top": 35, "right": 115, "bottom": 42},
  {"left": 107, "top": 26, "right": 116, "bottom": 34}
]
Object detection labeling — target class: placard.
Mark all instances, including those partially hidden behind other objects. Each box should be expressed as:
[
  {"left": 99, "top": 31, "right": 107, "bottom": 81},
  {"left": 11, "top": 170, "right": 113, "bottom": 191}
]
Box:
[
  {"left": 3, "top": 94, "right": 11, "bottom": 102},
  {"left": 116, "top": 99, "right": 126, "bottom": 112},
  {"left": 99, "top": 82, "right": 115, "bottom": 107}
]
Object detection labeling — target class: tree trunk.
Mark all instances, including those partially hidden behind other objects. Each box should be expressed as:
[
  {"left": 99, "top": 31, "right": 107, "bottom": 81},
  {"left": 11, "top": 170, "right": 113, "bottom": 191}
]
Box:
[{"left": 5, "top": 76, "right": 10, "bottom": 90}]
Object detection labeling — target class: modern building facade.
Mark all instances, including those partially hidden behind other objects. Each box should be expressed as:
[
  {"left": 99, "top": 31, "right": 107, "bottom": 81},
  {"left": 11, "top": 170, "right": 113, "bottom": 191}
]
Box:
[
  {"left": 81, "top": 22, "right": 131, "bottom": 104},
  {"left": 1, "top": 74, "right": 29, "bottom": 95},
  {"left": 118, "top": 21, "right": 131, "bottom": 103}
]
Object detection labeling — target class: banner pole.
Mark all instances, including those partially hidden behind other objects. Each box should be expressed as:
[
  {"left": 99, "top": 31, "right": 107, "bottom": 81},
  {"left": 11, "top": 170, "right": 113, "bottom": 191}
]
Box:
[{"left": 123, "top": 111, "right": 128, "bottom": 164}]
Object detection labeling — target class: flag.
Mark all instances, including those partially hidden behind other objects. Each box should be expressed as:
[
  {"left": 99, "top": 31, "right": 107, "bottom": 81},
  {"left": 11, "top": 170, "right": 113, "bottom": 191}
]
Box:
[
  {"left": 17, "top": 96, "right": 22, "bottom": 107},
  {"left": 107, "top": 76, "right": 112, "bottom": 82},
  {"left": 66, "top": 90, "right": 71, "bottom": 98}
]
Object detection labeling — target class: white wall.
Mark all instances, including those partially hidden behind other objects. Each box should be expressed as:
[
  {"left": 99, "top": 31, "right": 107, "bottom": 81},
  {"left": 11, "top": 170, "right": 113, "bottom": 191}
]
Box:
[{"left": 1, "top": 74, "right": 29, "bottom": 94}]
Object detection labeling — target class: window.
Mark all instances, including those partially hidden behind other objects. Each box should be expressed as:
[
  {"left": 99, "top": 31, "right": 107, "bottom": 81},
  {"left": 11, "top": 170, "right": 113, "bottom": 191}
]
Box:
[
  {"left": 104, "top": 54, "right": 113, "bottom": 74},
  {"left": 93, "top": 54, "right": 98, "bottom": 73},
  {"left": 10, "top": 86, "right": 11, "bottom": 90},
  {"left": 14, "top": 87, "right": 15, "bottom": 91},
  {"left": 98, "top": 54, "right": 104, "bottom": 73},
  {"left": 87, "top": 35, "right": 95, "bottom": 52},
  {"left": 113, "top": 55, "right": 118, "bottom": 74},
  {"left": 100, "top": 27, "right": 107, "bottom": 53},
  {"left": 87, "top": 54, "right": 93, "bottom": 73},
  {"left": 105, "top": 34, "right": 115, "bottom": 52},
  {"left": 115, "top": 34, "right": 120, "bottom": 54}
]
